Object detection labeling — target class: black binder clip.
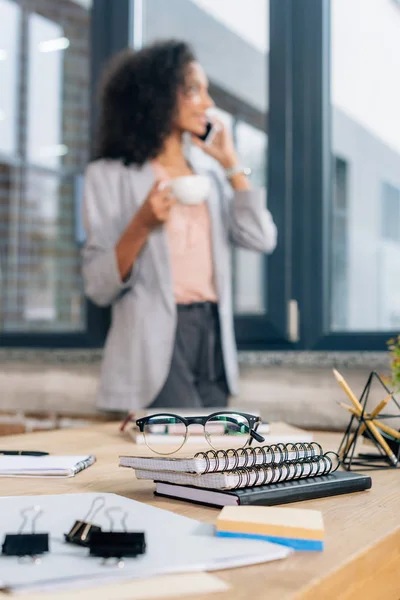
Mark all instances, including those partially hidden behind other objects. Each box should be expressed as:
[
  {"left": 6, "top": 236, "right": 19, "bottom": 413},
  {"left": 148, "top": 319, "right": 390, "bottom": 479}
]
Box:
[
  {"left": 88, "top": 507, "right": 146, "bottom": 567},
  {"left": 64, "top": 496, "right": 105, "bottom": 547},
  {"left": 2, "top": 505, "right": 49, "bottom": 563}
]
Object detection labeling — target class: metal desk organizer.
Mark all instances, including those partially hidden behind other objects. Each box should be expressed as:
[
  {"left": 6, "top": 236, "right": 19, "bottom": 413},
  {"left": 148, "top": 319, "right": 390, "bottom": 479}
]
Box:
[{"left": 338, "top": 371, "right": 400, "bottom": 470}]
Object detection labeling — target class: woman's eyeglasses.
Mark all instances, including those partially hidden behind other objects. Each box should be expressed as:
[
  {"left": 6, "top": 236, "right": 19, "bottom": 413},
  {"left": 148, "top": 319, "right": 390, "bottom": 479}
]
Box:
[{"left": 121, "top": 411, "right": 265, "bottom": 455}]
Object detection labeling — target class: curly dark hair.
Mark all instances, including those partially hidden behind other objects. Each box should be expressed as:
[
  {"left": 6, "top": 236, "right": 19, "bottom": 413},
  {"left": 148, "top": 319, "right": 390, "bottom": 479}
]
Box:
[{"left": 94, "top": 40, "right": 196, "bottom": 166}]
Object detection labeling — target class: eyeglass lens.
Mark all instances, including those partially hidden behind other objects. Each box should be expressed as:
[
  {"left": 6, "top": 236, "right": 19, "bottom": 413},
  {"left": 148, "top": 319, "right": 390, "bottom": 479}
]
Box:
[
  {"left": 143, "top": 415, "right": 187, "bottom": 454},
  {"left": 204, "top": 413, "right": 252, "bottom": 449},
  {"left": 142, "top": 412, "right": 253, "bottom": 454}
]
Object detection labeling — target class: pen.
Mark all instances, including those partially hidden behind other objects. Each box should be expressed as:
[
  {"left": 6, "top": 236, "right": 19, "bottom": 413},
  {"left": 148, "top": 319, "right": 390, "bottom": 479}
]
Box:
[
  {"left": 333, "top": 369, "right": 398, "bottom": 466},
  {"left": 0, "top": 451, "right": 49, "bottom": 456}
]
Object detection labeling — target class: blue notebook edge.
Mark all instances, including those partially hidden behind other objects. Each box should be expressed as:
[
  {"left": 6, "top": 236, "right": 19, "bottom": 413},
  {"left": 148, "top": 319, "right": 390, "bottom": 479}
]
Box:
[{"left": 216, "top": 531, "right": 324, "bottom": 551}]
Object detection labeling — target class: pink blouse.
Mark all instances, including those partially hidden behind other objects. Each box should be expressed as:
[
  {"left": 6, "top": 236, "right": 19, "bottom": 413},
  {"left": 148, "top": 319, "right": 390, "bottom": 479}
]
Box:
[{"left": 152, "top": 161, "right": 218, "bottom": 304}]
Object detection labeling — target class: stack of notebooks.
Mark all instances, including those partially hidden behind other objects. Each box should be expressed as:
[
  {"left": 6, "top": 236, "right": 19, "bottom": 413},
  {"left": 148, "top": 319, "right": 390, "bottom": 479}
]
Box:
[{"left": 119, "top": 442, "right": 372, "bottom": 508}]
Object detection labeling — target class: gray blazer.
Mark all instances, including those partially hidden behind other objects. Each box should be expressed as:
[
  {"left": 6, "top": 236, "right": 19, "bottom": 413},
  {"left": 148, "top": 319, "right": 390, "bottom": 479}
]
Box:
[{"left": 82, "top": 153, "right": 277, "bottom": 411}]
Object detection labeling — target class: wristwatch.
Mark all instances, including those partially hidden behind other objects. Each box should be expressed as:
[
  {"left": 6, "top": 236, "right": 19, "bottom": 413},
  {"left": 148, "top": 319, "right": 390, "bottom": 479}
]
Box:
[{"left": 225, "top": 165, "right": 252, "bottom": 179}]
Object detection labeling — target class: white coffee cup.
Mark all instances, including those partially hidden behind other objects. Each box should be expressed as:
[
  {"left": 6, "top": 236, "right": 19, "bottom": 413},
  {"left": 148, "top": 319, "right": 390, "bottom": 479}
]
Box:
[{"left": 168, "top": 174, "right": 211, "bottom": 206}]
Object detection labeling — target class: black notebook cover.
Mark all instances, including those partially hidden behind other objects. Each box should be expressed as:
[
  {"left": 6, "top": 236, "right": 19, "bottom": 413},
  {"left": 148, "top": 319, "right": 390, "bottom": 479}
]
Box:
[{"left": 154, "top": 471, "right": 372, "bottom": 508}]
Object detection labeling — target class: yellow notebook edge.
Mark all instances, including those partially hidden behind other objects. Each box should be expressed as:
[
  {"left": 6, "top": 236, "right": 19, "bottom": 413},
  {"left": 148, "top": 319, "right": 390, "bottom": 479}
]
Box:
[{"left": 216, "top": 519, "right": 324, "bottom": 541}]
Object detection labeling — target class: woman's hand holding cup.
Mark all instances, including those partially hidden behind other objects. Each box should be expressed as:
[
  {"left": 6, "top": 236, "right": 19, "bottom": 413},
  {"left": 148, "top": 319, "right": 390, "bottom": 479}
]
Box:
[{"left": 137, "top": 179, "right": 175, "bottom": 230}]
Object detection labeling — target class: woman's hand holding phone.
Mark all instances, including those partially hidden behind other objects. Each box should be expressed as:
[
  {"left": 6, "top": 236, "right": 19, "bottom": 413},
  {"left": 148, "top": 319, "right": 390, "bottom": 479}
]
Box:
[{"left": 191, "top": 118, "right": 238, "bottom": 169}]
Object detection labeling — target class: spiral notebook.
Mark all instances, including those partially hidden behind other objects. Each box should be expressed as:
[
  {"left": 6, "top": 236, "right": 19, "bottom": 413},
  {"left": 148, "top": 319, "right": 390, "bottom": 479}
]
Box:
[
  {"left": 0, "top": 455, "right": 95, "bottom": 478},
  {"left": 155, "top": 472, "right": 372, "bottom": 507},
  {"left": 119, "top": 441, "right": 322, "bottom": 475},
  {"left": 133, "top": 453, "right": 337, "bottom": 490}
]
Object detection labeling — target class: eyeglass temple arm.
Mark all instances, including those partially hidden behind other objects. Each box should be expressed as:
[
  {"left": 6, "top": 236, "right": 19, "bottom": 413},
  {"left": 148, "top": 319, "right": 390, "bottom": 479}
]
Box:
[
  {"left": 121, "top": 414, "right": 176, "bottom": 432},
  {"left": 213, "top": 416, "right": 265, "bottom": 444},
  {"left": 248, "top": 421, "right": 265, "bottom": 446}
]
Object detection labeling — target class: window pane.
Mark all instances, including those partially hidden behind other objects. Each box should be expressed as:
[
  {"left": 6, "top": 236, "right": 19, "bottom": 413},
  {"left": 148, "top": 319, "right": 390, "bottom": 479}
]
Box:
[
  {"left": 234, "top": 121, "right": 268, "bottom": 314},
  {"left": 331, "top": 158, "right": 349, "bottom": 330},
  {"left": 27, "top": 13, "right": 66, "bottom": 168},
  {"left": 331, "top": 0, "right": 400, "bottom": 331},
  {"left": 381, "top": 182, "right": 400, "bottom": 243},
  {"left": 0, "top": 0, "right": 20, "bottom": 156},
  {"left": 0, "top": 0, "right": 91, "bottom": 333},
  {"left": 236, "top": 121, "right": 267, "bottom": 188},
  {"left": 2, "top": 171, "right": 84, "bottom": 332},
  {"left": 143, "top": 0, "right": 269, "bottom": 316}
]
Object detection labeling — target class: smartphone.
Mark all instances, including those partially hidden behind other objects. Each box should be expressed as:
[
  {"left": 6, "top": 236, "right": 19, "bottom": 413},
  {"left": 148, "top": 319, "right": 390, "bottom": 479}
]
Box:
[{"left": 197, "top": 121, "right": 218, "bottom": 145}]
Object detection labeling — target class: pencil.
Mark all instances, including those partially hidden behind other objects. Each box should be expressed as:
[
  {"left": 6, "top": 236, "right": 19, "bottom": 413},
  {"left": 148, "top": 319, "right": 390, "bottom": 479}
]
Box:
[
  {"left": 370, "top": 393, "right": 393, "bottom": 418},
  {"left": 340, "top": 392, "right": 392, "bottom": 417},
  {"left": 369, "top": 393, "right": 400, "bottom": 439},
  {"left": 333, "top": 369, "right": 398, "bottom": 465},
  {"left": 340, "top": 402, "right": 400, "bottom": 440},
  {"left": 374, "top": 422, "right": 400, "bottom": 439},
  {"left": 339, "top": 403, "right": 370, "bottom": 457}
]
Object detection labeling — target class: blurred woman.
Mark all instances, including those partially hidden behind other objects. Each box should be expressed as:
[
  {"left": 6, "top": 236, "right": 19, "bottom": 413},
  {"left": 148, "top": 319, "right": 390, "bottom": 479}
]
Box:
[{"left": 82, "top": 40, "right": 277, "bottom": 412}]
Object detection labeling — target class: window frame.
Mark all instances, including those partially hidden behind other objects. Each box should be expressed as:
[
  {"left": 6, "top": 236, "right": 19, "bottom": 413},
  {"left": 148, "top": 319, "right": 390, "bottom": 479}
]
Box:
[
  {"left": 4, "top": 0, "right": 395, "bottom": 351},
  {"left": 234, "top": 0, "right": 295, "bottom": 349},
  {"left": 0, "top": 0, "right": 132, "bottom": 347},
  {"left": 292, "top": 0, "right": 400, "bottom": 351}
]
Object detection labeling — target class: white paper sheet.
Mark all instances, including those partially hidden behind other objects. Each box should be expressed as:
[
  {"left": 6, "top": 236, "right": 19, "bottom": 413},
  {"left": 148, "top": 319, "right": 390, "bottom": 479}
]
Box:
[{"left": 0, "top": 493, "right": 291, "bottom": 593}]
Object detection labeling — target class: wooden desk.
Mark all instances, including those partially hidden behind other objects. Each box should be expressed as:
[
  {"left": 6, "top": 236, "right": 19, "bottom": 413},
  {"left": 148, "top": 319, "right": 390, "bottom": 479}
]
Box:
[{"left": 0, "top": 423, "right": 399, "bottom": 600}]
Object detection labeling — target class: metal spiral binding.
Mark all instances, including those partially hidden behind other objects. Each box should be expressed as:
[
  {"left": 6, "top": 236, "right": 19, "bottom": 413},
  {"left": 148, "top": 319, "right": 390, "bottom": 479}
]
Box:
[
  {"left": 194, "top": 442, "right": 324, "bottom": 474},
  {"left": 229, "top": 451, "right": 339, "bottom": 489}
]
